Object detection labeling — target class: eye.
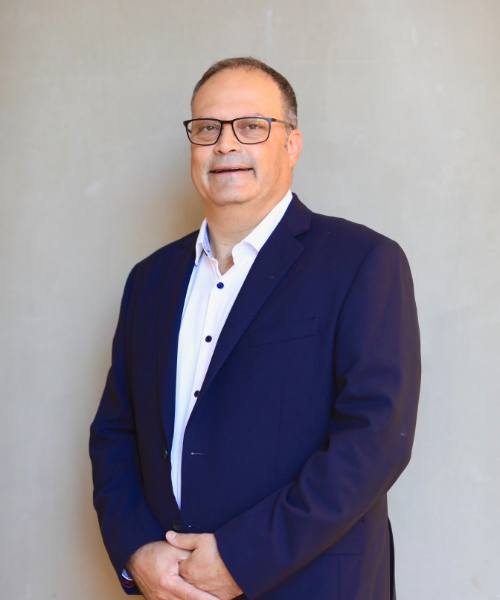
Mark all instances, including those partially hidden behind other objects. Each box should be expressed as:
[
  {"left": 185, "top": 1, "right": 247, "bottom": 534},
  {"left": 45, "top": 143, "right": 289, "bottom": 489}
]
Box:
[
  {"left": 242, "top": 119, "right": 267, "bottom": 130},
  {"left": 191, "top": 120, "right": 221, "bottom": 136}
]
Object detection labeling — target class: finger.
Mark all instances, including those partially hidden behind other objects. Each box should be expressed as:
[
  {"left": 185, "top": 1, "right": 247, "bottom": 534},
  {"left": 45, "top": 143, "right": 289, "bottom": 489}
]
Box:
[
  {"left": 167, "top": 574, "right": 219, "bottom": 600},
  {"left": 175, "top": 548, "right": 192, "bottom": 560},
  {"left": 166, "top": 531, "right": 200, "bottom": 550}
]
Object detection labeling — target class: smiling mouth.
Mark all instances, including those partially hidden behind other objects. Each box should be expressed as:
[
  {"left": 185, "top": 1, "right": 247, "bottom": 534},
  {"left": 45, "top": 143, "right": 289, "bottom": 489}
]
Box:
[{"left": 209, "top": 167, "right": 254, "bottom": 174}]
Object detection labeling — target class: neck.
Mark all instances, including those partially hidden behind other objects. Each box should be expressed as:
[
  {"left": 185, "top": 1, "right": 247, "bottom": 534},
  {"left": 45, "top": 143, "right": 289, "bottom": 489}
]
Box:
[{"left": 204, "top": 192, "right": 287, "bottom": 267}]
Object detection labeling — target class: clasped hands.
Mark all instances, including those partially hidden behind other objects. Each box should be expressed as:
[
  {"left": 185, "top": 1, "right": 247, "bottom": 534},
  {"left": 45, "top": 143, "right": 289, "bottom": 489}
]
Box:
[{"left": 126, "top": 530, "right": 243, "bottom": 600}]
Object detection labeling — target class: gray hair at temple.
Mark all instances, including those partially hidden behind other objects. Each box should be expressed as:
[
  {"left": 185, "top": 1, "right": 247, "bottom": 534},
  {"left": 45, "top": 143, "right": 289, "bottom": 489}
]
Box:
[{"left": 191, "top": 56, "right": 298, "bottom": 129}]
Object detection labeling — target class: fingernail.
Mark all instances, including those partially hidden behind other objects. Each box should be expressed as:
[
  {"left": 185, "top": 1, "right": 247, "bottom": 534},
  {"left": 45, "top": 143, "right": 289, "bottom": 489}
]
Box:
[{"left": 166, "top": 530, "right": 177, "bottom": 540}]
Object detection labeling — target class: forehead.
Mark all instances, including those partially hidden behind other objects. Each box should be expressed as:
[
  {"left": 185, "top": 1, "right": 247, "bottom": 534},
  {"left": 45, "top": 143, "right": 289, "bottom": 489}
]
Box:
[{"left": 192, "top": 68, "right": 284, "bottom": 119}]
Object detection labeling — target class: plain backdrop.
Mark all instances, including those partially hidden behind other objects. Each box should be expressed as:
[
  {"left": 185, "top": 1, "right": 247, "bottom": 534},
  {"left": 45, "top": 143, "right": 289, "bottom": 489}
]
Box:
[{"left": 1, "top": 2, "right": 499, "bottom": 599}]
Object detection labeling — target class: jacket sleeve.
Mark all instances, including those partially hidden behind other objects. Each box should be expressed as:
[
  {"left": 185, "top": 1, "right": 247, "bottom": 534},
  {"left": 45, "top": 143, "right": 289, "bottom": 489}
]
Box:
[
  {"left": 214, "top": 238, "right": 421, "bottom": 599},
  {"left": 89, "top": 265, "right": 165, "bottom": 594}
]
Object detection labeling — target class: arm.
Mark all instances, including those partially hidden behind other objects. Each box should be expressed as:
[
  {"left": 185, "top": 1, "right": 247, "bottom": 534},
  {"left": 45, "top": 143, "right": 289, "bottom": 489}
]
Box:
[
  {"left": 213, "top": 239, "right": 421, "bottom": 598},
  {"left": 90, "top": 267, "right": 225, "bottom": 600},
  {"left": 89, "top": 265, "right": 165, "bottom": 592}
]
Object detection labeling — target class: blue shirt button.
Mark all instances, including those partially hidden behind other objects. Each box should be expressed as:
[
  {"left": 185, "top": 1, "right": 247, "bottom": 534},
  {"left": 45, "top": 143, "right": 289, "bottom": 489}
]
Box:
[
  {"left": 205, "top": 335, "right": 212, "bottom": 342},
  {"left": 194, "top": 390, "right": 199, "bottom": 397},
  {"left": 216, "top": 282, "right": 224, "bottom": 289}
]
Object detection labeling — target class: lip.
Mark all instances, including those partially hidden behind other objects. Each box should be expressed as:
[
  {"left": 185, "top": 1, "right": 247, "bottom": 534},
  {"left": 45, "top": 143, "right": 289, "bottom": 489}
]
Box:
[{"left": 209, "top": 166, "right": 254, "bottom": 175}]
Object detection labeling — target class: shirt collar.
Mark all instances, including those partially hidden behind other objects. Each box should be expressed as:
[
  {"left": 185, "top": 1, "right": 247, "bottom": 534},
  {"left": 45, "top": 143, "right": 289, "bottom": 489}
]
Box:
[
  {"left": 195, "top": 217, "right": 213, "bottom": 264},
  {"left": 194, "top": 190, "right": 293, "bottom": 266}
]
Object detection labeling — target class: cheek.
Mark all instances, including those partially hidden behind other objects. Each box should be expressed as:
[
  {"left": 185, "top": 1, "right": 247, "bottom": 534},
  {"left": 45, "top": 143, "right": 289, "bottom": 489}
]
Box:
[
  {"left": 191, "top": 152, "right": 208, "bottom": 183},
  {"left": 257, "top": 148, "right": 285, "bottom": 181}
]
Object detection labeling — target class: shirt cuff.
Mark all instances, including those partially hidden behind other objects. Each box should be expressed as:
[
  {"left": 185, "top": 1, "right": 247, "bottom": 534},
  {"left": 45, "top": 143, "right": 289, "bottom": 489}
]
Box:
[{"left": 121, "top": 568, "right": 134, "bottom": 582}]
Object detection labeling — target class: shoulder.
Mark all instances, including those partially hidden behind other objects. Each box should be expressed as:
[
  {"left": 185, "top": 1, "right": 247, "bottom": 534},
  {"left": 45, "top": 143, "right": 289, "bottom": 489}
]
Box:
[
  {"left": 116, "top": 230, "right": 198, "bottom": 298},
  {"left": 302, "top": 205, "right": 416, "bottom": 308},
  {"left": 131, "top": 229, "right": 198, "bottom": 274},
  {"left": 305, "top": 204, "right": 406, "bottom": 267}
]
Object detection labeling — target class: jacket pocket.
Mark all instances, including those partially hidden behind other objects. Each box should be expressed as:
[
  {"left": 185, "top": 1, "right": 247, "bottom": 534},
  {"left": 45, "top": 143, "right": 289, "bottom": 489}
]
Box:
[{"left": 247, "top": 315, "right": 319, "bottom": 346}]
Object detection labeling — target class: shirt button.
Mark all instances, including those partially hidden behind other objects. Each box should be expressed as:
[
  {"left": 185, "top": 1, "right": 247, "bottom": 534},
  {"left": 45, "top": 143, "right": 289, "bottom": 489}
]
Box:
[
  {"left": 194, "top": 390, "right": 199, "bottom": 397},
  {"left": 216, "top": 282, "right": 224, "bottom": 289},
  {"left": 162, "top": 448, "right": 169, "bottom": 461},
  {"left": 205, "top": 335, "right": 212, "bottom": 342}
]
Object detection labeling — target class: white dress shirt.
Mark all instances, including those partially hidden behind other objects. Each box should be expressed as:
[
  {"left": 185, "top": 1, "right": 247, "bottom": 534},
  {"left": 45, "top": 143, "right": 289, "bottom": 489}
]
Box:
[{"left": 170, "top": 189, "right": 293, "bottom": 508}]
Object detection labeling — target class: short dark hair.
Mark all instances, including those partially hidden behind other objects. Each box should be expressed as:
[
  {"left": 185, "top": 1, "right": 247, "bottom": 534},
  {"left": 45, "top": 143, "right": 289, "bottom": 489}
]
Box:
[{"left": 191, "top": 56, "right": 298, "bottom": 128}]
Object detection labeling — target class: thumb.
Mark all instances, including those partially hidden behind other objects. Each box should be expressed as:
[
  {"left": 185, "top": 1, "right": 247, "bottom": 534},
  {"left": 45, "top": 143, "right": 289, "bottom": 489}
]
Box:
[{"left": 165, "top": 531, "right": 199, "bottom": 550}]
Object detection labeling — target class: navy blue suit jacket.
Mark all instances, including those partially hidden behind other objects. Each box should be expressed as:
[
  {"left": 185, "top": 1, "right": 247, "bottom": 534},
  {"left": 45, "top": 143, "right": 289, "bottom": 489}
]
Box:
[{"left": 89, "top": 194, "right": 420, "bottom": 599}]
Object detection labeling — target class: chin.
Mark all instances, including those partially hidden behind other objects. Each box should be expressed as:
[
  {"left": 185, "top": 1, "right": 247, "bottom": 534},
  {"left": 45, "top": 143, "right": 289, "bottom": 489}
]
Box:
[{"left": 208, "top": 189, "right": 254, "bottom": 207}]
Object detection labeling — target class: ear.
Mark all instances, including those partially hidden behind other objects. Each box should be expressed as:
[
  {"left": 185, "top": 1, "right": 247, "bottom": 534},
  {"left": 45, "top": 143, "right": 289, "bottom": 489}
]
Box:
[{"left": 286, "top": 127, "right": 303, "bottom": 169}]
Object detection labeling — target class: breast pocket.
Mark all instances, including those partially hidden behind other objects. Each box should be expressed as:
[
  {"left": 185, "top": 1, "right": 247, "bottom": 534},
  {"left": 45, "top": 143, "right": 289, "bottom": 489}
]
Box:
[{"left": 247, "top": 315, "right": 319, "bottom": 346}]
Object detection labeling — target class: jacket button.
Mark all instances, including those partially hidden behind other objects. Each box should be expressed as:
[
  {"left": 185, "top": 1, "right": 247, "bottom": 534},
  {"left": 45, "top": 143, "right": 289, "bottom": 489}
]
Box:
[
  {"left": 162, "top": 448, "right": 169, "bottom": 461},
  {"left": 172, "top": 517, "right": 181, "bottom": 531}
]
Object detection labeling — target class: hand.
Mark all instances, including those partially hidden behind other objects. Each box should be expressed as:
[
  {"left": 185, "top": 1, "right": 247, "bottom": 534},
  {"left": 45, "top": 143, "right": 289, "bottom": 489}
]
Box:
[
  {"left": 165, "top": 531, "right": 243, "bottom": 600},
  {"left": 126, "top": 540, "right": 219, "bottom": 600}
]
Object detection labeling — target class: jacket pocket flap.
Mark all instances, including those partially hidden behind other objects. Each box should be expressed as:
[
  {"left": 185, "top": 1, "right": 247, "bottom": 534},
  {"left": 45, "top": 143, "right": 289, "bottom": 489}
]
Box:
[{"left": 248, "top": 316, "right": 319, "bottom": 346}]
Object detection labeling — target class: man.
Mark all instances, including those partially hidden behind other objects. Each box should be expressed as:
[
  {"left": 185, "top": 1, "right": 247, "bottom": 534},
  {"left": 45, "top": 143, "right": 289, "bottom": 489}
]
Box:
[{"left": 89, "top": 57, "right": 420, "bottom": 600}]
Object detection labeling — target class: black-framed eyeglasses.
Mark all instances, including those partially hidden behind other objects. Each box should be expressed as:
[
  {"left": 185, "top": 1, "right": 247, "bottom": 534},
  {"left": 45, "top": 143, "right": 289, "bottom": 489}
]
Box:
[{"left": 183, "top": 116, "right": 295, "bottom": 146}]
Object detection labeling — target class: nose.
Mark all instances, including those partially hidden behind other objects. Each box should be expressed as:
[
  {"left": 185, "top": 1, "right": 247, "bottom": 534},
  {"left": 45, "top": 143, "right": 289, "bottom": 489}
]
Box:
[{"left": 214, "top": 122, "right": 240, "bottom": 153}]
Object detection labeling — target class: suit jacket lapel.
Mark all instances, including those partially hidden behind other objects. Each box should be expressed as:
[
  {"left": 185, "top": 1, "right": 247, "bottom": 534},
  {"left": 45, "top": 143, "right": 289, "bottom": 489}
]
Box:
[
  {"left": 157, "top": 194, "right": 312, "bottom": 445},
  {"left": 191, "top": 194, "right": 312, "bottom": 419},
  {"left": 156, "top": 236, "right": 196, "bottom": 449}
]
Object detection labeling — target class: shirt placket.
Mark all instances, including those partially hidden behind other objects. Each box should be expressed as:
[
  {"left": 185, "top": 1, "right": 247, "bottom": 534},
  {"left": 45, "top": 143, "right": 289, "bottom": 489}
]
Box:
[{"left": 186, "top": 255, "right": 228, "bottom": 417}]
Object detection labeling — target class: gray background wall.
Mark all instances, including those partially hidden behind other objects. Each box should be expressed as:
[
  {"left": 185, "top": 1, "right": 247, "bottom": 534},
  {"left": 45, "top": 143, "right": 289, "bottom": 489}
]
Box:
[{"left": 1, "top": 1, "right": 499, "bottom": 599}]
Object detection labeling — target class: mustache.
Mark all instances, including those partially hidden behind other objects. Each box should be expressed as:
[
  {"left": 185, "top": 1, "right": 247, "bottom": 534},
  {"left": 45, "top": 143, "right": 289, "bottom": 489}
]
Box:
[{"left": 207, "top": 156, "right": 255, "bottom": 171}]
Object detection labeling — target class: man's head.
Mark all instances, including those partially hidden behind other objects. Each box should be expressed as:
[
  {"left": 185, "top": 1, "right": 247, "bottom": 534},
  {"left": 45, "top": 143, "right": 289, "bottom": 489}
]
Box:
[
  {"left": 186, "top": 57, "right": 302, "bottom": 216},
  {"left": 191, "top": 57, "right": 298, "bottom": 129}
]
